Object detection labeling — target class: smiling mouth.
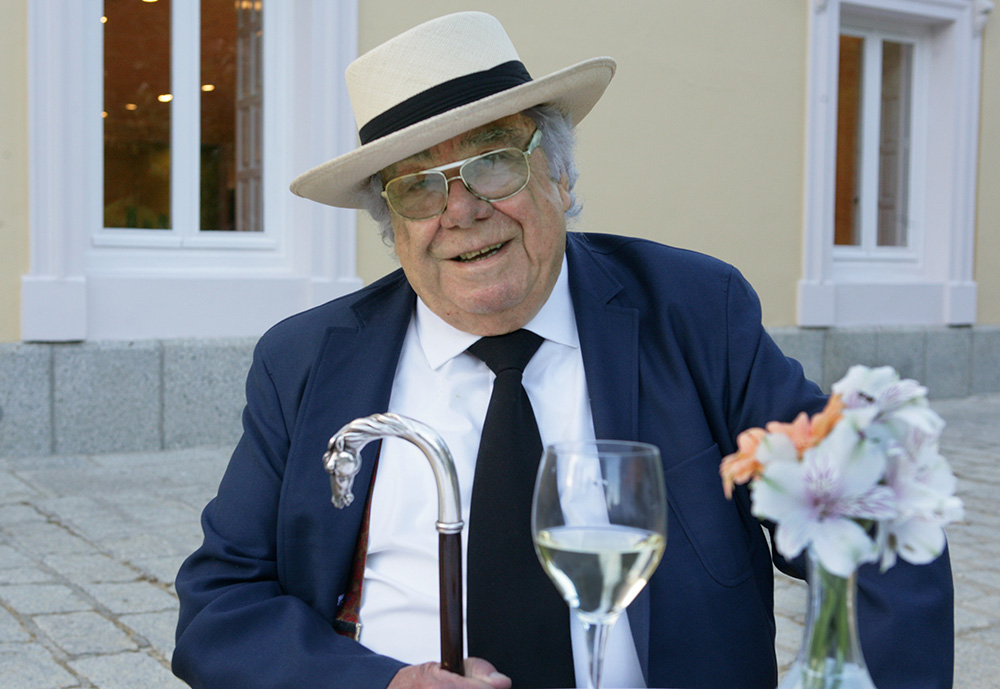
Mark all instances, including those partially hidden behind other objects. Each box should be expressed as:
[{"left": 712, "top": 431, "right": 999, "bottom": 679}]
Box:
[{"left": 454, "top": 242, "right": 505, "bottom": 262}]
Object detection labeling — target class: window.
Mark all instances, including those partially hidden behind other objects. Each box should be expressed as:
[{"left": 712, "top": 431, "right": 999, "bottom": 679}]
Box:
[
  {"left": 799, "top": 0, "right": 990, "bottom": 326},
  {"left": 835, "top": 32, "right": 915, "bottom": 251},
  {"left": 23, "top": 0, "right": 362, "bottom": 341},
  {"left": 103, "top": 0, "right": 263, "bottom": 234}
]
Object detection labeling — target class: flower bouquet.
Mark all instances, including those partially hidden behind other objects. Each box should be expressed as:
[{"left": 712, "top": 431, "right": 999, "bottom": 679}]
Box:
[{"left": 720, "top": 365, "right": 964, "bottom": 689}]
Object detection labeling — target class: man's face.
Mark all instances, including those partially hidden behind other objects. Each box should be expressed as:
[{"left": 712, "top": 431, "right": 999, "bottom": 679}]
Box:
[{"left": 383, "top": 114, "right": 571, "bottom": 337}]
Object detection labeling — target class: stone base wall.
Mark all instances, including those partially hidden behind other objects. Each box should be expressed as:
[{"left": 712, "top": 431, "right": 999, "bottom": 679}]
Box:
[
  {"left": 0, "top": 338, "right": 256, "bottom": 457},
  {"left": 1, "top": 326, "right": 998, "bottom": 457},
  {"left": 768, "top": 325, "right": 1000, "bottom": 399}
]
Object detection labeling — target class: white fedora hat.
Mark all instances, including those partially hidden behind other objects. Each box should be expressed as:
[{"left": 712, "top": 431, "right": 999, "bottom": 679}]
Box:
[{"left": 290, "top": 11, "right": 616, "bottom": 209}]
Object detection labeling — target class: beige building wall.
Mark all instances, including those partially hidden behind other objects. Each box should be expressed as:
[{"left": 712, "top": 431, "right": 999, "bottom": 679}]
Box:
[
  {"left": 0, "top": 0, "right": 29, "bottom": 342},
  {"left": 2, "top": 2, "right": 995, "bottom": 341},
  {"left": 356, "top": 0, "right": 811, "bottom": 326}
]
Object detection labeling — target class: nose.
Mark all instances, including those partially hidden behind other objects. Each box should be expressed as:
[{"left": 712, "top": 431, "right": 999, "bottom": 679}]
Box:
[{"left": 438, "top": 175, "right": 493, "bottom": 229}]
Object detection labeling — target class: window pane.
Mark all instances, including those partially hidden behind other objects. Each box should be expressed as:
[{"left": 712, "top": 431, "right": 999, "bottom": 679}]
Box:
[
  {"left": 103, "top": 0, "right": 172, "bottom": 230},
  {"left": 201, "top": 0, "right": 262, "bottom": 232},
  {"left": 877, "top": 40, "right": 913, "bottom": 247},
  {"left": 834, "top": 34, "right": 863, "bottom": 247}
]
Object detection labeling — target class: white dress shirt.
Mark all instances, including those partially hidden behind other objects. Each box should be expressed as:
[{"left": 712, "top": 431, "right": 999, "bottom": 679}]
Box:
[{"left": 359, "top": 257, "right": 645, "bottom": 688}]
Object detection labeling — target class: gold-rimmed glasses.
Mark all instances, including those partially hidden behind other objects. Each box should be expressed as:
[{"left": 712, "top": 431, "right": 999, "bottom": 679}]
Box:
[{"left": 381, "top": 129, "right": 543, "bottom": 220}]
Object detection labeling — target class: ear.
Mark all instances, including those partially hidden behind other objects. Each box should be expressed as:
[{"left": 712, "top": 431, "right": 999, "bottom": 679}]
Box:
[{"left": 557, "top": 174, "right": 571, "bottom": 213}]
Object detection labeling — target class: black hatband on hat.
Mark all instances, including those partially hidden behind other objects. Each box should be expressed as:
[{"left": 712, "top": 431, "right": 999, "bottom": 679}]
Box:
[{"left": 358, "top": 60, "right": 533, "bottom": 145}]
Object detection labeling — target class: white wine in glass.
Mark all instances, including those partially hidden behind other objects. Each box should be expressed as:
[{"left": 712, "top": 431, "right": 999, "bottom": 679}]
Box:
[{"left": 532, "top": 440, "right": 667, "bottom": 689}]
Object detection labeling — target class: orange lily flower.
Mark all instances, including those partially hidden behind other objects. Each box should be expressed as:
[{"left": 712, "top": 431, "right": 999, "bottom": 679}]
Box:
[{"left": 720, "top": 427, "right": 766, "bottom": 499}]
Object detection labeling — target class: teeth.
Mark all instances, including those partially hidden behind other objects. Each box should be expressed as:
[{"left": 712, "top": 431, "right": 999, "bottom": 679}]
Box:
[{"left": 457, "top": 243, "right": 504, "bottom": 261}]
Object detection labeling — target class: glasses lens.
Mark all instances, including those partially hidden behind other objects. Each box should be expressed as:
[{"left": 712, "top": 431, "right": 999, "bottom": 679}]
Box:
[
  {"left": 463, "top": 149, "right": 529, "bottom": 200},
  {"left": 385, "top": 172, "right": 448, "bottom": 220}
]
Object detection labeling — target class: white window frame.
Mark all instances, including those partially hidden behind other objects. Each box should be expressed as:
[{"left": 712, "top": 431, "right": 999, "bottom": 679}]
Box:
[
  {"left": 799, "top": 0, "right": 992, "bottom": 326},
  {"left": 22, "top": 0, "right": 362, "bottom": 341}
]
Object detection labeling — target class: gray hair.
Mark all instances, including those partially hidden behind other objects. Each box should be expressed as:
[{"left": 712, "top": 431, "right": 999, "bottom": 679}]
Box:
[{"left": 359, "top": 104, "right": 581, "bottom": 246}]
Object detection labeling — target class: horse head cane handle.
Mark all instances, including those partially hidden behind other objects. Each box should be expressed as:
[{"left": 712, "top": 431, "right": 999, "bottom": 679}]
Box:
[{"left": 323, "top": 413, "right": 464, "bottom": 675}]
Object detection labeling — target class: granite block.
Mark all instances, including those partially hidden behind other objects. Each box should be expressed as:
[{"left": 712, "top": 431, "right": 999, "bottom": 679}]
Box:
[
  {"left": 81, "top": 581, "right": 177, "bottom": 615},
  {"left": 0, "top": 343, "right": 52, "bottom": 456},
  {"left": 43, "top": 554, "right": 141, "bottom": 585},
  {"left": 162, "top": 338, "right": 255, "bottom": 450},
  {"left": 120, "top": 610, "right": 180, "bottom": 658},
  {"left": 70, "top": 650, "right": 188, "bottom": 689},
  {"left": 971, "top": 326, "right": 1000, "bottom": 395},
  {"left": 6, "top": 521, "right": 101, "bottom": 558},
  {"left": 0, "top": 545, "right": 35, "bottom": 570},
  {"left": 0, "top": 606, "right": 31, "bottom": 643},
  {"left": 0, "top": 642, "right": 78, "bottom": 687},
  {"left": 0, "top": 567, "right": 55, "bottom": 585},
  {"left": 0, "top": 469, "right": 36, "bottom": 501},
  {"left": 33, "top": 610, "right": 137, "bottom": 655},
  {"left": 0, "top": 583, "right": 91, "bottom": 615},
  {"left": 954, "top": 637, "right": 1000, "bottom": 689},
  {"left": 822, "top": 328, "right": 879, "bottom": 391},
  {"left": 924, "top": 327, "right": 973, "bottom": 399},
  {"left": 875, "top": 327, "right": 927, "bottom": 383},
  {"left": 52, "top": 340, "right": 162, "bottom": 454}
]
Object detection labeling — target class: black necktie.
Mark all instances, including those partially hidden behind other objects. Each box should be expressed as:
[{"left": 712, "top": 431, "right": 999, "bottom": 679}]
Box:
[{"left": 466, "top": 329, "right": 575, "bottom": 689}]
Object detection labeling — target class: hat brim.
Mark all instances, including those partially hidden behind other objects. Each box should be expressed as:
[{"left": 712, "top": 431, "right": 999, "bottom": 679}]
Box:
[{"left": 289, "top": 57, "right": 616, "bottom": 209}]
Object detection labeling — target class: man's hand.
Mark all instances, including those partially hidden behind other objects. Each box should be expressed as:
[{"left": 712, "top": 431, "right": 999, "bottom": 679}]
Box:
[{"left": 387, "top": 658, "right": 512, "bottom": 689}]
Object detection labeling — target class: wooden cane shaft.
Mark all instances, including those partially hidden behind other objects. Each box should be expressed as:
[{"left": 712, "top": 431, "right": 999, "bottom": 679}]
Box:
[{"left": 438, "top": 532, "right": 464, "bottom": 674}]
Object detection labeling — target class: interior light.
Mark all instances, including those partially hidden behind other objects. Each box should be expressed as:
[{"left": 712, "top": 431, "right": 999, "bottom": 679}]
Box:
[
  {"left": 101, "top": 111, "right": 108, "bottom": 118},
  {"left": 157, "top": 94, "right": 173, "bottom": 103},
  {"left": 125, "top": 103, "right": 138, "bottom": 111},
  {"left": 100, "top": 16, "right": 108, "bottom": 24},
  {"left": 201, "top": 84, "right": 216, "bottom": 92}
]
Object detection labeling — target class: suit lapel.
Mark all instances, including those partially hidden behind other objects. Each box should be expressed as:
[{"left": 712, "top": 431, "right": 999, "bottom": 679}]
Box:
[
  {"left": 291, "top": 272, "right": 414, "bottom": 440},
  {"left": 566, "top": 233, "right": 639, "bottom": 442},
  {"left": 280, "top": 271, "right": 416, "bottom": 613},
  {"left": 303, "top": 269, "right": 417, "bottom": 483}
]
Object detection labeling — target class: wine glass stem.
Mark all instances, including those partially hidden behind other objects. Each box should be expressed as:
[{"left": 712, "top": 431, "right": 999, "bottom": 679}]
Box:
[{"left": 582, "top": 619, "right": 615, "bottom": 689}]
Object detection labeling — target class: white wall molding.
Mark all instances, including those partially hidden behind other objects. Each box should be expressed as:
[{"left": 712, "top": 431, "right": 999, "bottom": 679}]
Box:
[
  {"left": 22, "top": 0, "right": 101, "bottom": 341},
  {"left": 974, "top": 0, "right": 994, "bottom": 33}
]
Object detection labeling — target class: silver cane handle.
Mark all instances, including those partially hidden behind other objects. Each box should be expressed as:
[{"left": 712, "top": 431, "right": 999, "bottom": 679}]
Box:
[{"left": 323, "top": 412, "right": 464, "bottom": 532}]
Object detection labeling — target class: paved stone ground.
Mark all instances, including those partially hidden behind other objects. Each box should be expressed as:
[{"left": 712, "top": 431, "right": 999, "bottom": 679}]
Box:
[{"left": 1, "top": 395, "right": 996, "bottom": 688}]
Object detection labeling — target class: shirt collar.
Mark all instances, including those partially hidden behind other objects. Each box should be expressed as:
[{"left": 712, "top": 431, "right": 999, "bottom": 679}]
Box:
[{"left": 415, "top": 254, "right": 579, "bottom": 370}]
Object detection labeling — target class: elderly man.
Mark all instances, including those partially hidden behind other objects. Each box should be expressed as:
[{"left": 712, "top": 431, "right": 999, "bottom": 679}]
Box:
[{"left": 172, "top": 12, "right": 954, "bottom": 689}]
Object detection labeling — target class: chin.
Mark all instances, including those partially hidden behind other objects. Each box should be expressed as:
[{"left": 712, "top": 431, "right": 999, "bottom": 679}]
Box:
[{"left": 456, "top": 288, "right": 527, "bottom": 317}]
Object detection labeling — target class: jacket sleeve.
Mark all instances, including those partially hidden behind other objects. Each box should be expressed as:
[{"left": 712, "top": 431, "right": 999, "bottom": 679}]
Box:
[
  {"left": 172, "top": 342, "right": 406, "bottom": 689},
  {"left": 721, "top": 267, "right": 955, "bottom": 689}
]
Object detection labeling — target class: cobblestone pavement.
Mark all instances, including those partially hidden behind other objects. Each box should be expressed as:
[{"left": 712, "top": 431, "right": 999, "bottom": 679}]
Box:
[{"left": 1, "top": 395, "right": 997, "bottom": 688}]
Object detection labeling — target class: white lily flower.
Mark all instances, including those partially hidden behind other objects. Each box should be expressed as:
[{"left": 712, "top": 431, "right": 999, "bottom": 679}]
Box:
[
  {"left": 723, "top": 365, "right": 963, "bottom": 576},
  {"left": 751, "top": 421, "right": 895, "bottom": 575},
  {"left": 833, "top": 365, "right": 900, "bottom": 405}
]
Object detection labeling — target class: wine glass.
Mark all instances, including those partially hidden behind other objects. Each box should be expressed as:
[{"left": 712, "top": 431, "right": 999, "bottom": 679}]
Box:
[{"left": 532, "top": 440, "right": 667, "bottom": 689}]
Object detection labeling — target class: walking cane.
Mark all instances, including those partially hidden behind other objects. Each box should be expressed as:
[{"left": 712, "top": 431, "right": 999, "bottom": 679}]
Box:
[{"left": 323, "top": 413, "right": 465, "bottom": 675}]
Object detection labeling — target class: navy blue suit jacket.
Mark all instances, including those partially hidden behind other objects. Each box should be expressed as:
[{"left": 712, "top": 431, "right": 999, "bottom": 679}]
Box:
[{"left": 173, "top": 232, "right": 953, "bottom": 688}]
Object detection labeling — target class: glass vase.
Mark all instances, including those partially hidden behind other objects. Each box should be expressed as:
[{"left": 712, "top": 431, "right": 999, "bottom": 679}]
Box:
[{"left": 777, "top": 547, "right": 878, "bottom": 689}]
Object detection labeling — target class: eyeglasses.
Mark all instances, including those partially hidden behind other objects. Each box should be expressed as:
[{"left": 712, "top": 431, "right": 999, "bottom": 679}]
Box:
[{"left": 381, "top": 129, "right": 543, "bottom": 220}]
